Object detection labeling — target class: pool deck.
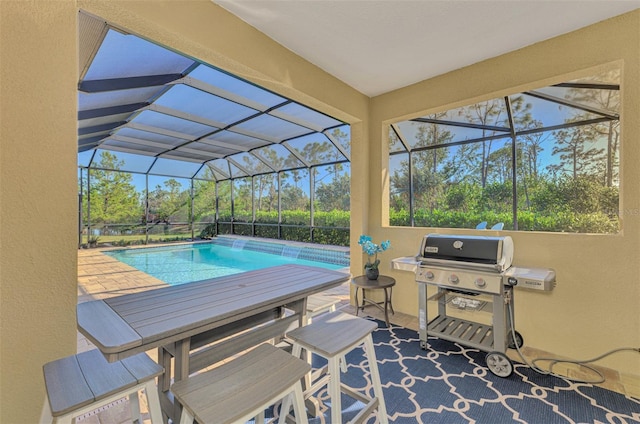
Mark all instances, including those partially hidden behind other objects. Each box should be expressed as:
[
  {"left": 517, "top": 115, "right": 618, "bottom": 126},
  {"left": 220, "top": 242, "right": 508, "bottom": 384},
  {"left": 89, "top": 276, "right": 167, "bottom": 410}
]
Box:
[{"left": 76, "top": 247, "right": 639, "bottom": 423}]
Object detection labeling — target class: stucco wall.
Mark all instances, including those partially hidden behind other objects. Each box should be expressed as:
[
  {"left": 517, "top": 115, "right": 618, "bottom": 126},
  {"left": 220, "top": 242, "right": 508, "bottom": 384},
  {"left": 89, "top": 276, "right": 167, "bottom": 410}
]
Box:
[
  {"left": 369, "top": 11, "right": 640, "bottom": 377},
  {"left": 1, "top": 2, "right": 79, "bottom": 422}
]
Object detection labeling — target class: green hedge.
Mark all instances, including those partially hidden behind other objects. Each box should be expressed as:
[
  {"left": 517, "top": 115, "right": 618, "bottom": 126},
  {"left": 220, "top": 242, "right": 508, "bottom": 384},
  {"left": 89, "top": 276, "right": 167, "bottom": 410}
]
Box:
[{"left": 390, "top": 208, "right": 619, "bottom": 233}]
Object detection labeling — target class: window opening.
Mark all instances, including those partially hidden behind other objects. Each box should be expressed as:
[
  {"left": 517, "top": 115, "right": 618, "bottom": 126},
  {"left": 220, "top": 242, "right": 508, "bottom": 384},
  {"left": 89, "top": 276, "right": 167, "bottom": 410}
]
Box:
[{"left": 389, "top": 68, "right": 620, "bottom": 233}]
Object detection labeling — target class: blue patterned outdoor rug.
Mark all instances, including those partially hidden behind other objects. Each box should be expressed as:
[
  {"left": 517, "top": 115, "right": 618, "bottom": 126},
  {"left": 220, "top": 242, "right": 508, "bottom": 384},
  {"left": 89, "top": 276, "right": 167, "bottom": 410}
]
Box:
[{"left": 272, "top": 319, "right": 640, "bottom": 424}]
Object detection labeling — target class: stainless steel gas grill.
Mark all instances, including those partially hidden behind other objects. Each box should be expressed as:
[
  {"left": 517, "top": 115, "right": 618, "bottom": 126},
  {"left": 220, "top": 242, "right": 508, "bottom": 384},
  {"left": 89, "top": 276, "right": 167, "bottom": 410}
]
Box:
[{"left": 393, "top": 233, "right": 556, "bottom": 377}]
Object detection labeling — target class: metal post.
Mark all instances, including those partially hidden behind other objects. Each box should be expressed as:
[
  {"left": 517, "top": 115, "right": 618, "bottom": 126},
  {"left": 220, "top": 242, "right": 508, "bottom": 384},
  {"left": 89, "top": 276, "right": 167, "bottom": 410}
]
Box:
[
  {"left": 145, "top": 174, "right": 149, "bottom": 245},
  {"left": 78, "top": 192, "right": 83, "bottom": 248},
  {"left": 277, "top": 172, "right": 282, "bottom": 239},
  {"left": 190, "top": 179, "right": 195, "bottom": 240},
  {"left": 78, "top": 168, "right": 84, "bottom": 248},
  {"left": 251, "top": 176, "right": 255, "bottom": 236},
  {"left": 215, "top": 182, "right": 219, "bottom": 235},
  {"left": 504, "top": 96, "right": 518, "bottom": 230},
  {"left": 309, "top": 167, "right": 315, "bottom": 242},
  {"left": 230, "top": 179, "right": 235, "bottom": 235},
  {"left": 408, "top": 151, "right": 414, "bottom": 227},
  {"left": 87, "top": 169, "right": 92, "bottom": 245}
]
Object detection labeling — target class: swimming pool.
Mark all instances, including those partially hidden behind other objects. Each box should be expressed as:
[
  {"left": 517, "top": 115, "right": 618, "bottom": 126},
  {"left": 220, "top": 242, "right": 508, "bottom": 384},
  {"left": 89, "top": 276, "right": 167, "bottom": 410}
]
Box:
[{"left": 104, "top": 240, "right": 349, "bottom": 285}]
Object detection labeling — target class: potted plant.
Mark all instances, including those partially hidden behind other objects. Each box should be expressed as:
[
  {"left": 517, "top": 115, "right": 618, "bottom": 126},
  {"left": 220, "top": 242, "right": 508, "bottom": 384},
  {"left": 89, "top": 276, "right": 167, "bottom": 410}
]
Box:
[
  {"left": 88, "top": 235, "right": 100, "bottom": 248},
  {"left": 358, "top": 235, "right": 390, "bottom": 280}
]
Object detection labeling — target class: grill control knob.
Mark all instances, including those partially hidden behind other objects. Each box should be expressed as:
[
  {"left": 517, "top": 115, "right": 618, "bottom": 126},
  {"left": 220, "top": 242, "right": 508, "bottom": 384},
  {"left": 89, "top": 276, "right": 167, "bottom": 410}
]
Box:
[
  {"left": 449, "top": 274, "right": 459, "bottom": 284},
  {"left": 425, "top": 271, "right": 435, "bottom": 280},
  {"left": 475, "top": 278, "right": 487, "bottom": 288}
]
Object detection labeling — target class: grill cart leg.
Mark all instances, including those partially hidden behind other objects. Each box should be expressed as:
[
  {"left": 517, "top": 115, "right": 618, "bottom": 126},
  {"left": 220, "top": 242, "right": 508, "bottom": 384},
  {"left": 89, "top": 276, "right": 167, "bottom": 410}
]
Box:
[{"left": 418, "top": 283, "right": 428, "bottom": 349}]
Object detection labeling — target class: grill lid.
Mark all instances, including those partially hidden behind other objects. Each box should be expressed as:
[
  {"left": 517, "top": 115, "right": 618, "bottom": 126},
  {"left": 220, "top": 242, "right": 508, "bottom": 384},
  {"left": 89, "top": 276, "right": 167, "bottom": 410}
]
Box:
[{"left": 418, "top": 234, "right": 514, "bottom": 272}]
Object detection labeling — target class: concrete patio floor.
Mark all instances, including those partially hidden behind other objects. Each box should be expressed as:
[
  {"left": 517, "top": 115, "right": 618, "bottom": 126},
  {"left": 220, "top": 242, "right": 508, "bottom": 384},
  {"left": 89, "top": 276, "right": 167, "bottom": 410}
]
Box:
[{"left": 76, "top": 247, "right": 639, "bottom": 423}]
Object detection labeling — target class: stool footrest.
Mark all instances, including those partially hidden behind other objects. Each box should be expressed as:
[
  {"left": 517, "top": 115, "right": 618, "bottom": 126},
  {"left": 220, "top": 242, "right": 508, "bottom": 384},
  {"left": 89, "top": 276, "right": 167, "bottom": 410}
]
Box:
[{"left": 349, "top": 397, "right": 380, "bottom": 424}]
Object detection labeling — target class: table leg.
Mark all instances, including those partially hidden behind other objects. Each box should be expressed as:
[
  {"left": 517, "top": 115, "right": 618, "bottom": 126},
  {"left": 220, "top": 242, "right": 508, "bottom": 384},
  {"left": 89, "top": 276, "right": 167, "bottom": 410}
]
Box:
[
  {"left": 361, "top": 288, "right": 368, "bottom": 311},
  {"left": 156, "top": 346, "right": 174, "bottom": 424},
  {"left": 389, "top": 286, "right": 395, "bottom": 315},
  {"left": 157, "top": 347, "right": 171, "bottom": 392},
  {"left": 354, "top": 287, "right": 360, "bottom": 316},
  {"left": 172, "top": 338, "right": 191, "bottom": 424},
  {"left": 383, "top": 287, "right": 390, "bottom": 326}
]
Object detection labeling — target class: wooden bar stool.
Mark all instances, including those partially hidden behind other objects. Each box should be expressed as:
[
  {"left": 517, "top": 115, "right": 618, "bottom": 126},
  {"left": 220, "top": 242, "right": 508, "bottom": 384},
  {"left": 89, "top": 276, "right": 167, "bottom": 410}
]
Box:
[
  {"left": 283, "top": 311, "right": 388, "bottom": 424},
  {"left": 305, "top": 294, "right": 347, "bottom": 373},
  {"left": 306, "top": 293, "right": 340, "bottom": 322},
  {"left": 170, "top": 343, "right": 311, "bottom": 424},
  {"left": 40, "top": 350, "right": 164, "bottom": 424}
]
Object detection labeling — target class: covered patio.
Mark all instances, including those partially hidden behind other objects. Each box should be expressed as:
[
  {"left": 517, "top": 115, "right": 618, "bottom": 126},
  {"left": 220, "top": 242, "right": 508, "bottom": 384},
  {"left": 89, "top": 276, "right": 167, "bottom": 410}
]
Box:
[
  {"left": 2, "top": 2, "right": 640, "bottom": 423},
  {"left": 75, "top": 247, "right": 638, "bottom": 423}
]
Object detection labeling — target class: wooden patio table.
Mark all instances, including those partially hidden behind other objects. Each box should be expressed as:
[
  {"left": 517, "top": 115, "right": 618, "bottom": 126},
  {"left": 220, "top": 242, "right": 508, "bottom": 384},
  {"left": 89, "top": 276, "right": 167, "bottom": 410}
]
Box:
[{"left": 77, "top": 264, "right": 350, "bottom": 422}]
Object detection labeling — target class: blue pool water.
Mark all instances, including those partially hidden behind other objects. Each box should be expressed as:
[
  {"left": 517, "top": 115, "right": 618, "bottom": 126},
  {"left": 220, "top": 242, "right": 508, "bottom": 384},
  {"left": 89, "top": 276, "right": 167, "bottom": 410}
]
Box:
[{"left": 105, "top": 242, "right": 346, "bottom": 285}]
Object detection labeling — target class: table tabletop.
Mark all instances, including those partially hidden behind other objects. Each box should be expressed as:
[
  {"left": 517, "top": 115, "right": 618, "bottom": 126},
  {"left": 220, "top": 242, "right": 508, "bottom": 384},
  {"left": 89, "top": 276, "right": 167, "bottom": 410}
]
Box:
[
  {"left": 77, "top": 264, "right": 351, "bottom": 362},
  {"left": 351, "top": 274, "right": 396, "bottom": 289}
]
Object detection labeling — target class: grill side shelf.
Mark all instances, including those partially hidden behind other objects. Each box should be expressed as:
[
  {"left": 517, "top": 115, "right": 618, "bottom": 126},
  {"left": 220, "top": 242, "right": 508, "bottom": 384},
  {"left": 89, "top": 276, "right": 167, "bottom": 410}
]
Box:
[{"left": 427, "top": 315, "right": 494, "bottom": 352}]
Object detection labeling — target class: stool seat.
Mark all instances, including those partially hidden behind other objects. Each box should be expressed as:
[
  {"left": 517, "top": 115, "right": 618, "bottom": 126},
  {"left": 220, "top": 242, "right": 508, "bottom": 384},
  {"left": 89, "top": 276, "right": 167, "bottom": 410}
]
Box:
[
  {"left": 304, "top": 294, "right": 347, "bottom": 373},
  {"left": 284, "top": 312, "right": 388, "bottom": 424},
  {"left": 171, "top": 343, "right": 311, "bottom": 424},
  {"left": 40, "top": 350, "right": 163, "bottom": 424},
  {"left": 287, "top": 311, "right": 377, "bottom": 357},
  {"left": 306, "top": 294, "right": 340, "bottom": 319}
]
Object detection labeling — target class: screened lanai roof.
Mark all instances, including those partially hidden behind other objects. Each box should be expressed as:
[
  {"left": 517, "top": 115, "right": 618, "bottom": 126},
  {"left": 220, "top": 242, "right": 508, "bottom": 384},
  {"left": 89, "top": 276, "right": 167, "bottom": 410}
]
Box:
[
  {"left": 389, "top": 70, "right": 620, "bottom": 155},
  {"left": 77, "top": 12, "right": 350, "bottom": 181}
]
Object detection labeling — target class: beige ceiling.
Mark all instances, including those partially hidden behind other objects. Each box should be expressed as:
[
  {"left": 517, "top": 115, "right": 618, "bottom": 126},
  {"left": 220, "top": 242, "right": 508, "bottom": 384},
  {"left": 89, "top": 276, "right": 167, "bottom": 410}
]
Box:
[{"left": 213, "top": 0, "right": 640, "bottom": 97}]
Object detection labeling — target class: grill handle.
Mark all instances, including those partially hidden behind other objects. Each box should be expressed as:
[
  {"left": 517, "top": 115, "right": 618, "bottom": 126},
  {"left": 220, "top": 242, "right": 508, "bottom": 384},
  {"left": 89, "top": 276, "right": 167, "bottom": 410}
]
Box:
[{"left": 419, "top": 258, "right": 505, "bottom": 273}]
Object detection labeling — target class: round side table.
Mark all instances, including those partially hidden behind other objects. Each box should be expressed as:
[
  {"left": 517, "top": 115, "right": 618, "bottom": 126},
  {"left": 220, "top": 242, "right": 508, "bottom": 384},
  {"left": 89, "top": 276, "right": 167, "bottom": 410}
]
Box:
[{"left": 351, "top": 275, "right": 396, "bottom": 327}]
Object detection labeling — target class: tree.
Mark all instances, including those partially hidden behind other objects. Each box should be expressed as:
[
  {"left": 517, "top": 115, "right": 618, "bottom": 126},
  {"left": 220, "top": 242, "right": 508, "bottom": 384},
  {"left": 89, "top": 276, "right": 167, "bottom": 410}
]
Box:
[
  {"left": 281, "top": 184, "right": 309, "bottom": 212},
  {"left": 390, "top": 116, "right": 454, "bottom": 213},
  {"left": 327, "top": 127, "right": 350, "bottom": 157},
  {"left": 389, "top": 154, "right": 411, "bottom": 211},
  {"left": 548, "top": 126, "right": 605, "bottom": 179},
  {"left": 87, "top": 151, "right": 142, "bottom": 225},
  {"left": 298, "top": 140, "right": 335, "bottom": 165},
  {"left": 486, "top": 144, "right": 512, "bottom": 185},
  {"left": 315, "top": 172, "right": 350, "bottom": 211},
  {"left": 515, "top": 121, "right": 551, "bottom": 210},
  {"left": 562, "top": 70, "right": 620, "bottom": 187},
  {"left": 217, "top": 180, "right": 232, "bottom": 221},
  {"left": 517, "top": 120, "right": 549, "bottom": 181},
  {"left": 148, "top": 179, "right": 189, "bottom": 223},
  {"left": 193, "top": 173, "right": 217, "bottom": 223},
  {"left": 280, "top": 169, "right": 310, "bottom": 213},
  {"left": 255, "top": 174, "right": 278, "bottom": 215},
  {"left": 461, "top": 96, "right": 532, "bottom": 188},
  {"left": 462, "top": 100, "right": 504, "bottom": 188}
]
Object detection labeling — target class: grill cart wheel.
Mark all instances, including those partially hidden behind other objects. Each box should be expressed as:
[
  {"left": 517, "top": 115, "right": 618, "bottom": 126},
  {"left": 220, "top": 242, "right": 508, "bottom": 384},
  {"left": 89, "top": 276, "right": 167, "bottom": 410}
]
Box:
[
  {"left": 508, "top": 330, "right": 524, "bottom": 349},
  {"left": 486, "top": 351, "right": 513, "bottom": 378}
]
